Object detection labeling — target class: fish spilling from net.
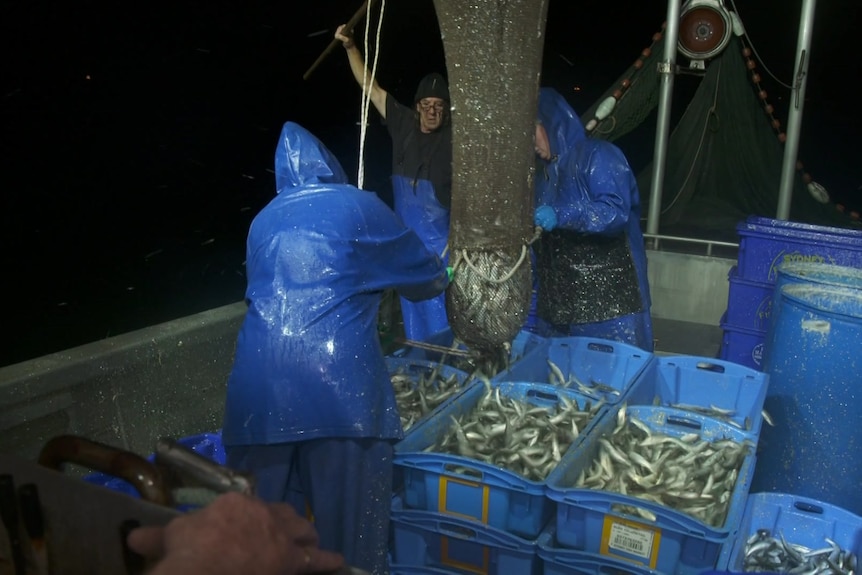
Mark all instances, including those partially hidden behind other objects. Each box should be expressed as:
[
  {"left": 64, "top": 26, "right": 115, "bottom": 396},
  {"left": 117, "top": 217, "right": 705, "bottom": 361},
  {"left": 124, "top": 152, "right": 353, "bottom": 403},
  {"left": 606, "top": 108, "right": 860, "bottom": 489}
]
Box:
[
  {"left": 423, "top": 381, "right": 605, "bottom": 481},
  {"left": 566, "top": 405, "right": 753, "bottom": 527},
  {"left": 391, "top": 365, "right": 467, "bottom": 431},
  {"left": 743, "top": 529, "right": 858, "bottom": 574}
]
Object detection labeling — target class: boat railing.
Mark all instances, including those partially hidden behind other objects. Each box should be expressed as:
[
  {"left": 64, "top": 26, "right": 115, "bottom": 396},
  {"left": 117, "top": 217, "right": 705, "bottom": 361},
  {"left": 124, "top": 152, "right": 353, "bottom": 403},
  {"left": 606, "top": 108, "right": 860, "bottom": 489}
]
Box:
[{"left": 643, "top": 232, "right": 739, "bottom": 258}]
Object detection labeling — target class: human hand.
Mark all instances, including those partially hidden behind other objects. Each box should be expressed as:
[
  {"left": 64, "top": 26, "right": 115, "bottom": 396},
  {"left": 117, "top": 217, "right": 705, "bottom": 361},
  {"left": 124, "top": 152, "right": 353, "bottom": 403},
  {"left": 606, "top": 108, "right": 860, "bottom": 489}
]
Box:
[
  {"left": 126, "top": 491, "right": 346, "bottom": 575},
  {"left": 534, "top": 205, "right": 558, "bottom": 231},
  {"left": 335, "top": 24, "right": 355, "bottom": 49}
]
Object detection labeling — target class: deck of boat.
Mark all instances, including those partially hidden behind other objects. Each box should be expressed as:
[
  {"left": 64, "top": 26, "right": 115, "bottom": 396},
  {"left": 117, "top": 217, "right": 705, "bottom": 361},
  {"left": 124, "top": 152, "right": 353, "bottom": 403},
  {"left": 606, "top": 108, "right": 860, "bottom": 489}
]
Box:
[{"left": 653, "top": 317, "right": 723, "bottom": 359}]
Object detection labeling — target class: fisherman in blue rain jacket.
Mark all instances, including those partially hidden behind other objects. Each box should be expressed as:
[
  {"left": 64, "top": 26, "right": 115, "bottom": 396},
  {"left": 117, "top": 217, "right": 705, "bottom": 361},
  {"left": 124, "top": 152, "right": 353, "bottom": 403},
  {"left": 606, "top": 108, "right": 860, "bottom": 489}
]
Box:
[
  {"left": 529, "top": 87, "right": 653, "bottom": 351},
  {"left": 221, "top": 122, "right": 450, "bottom": 575},
  {"left": 336, "top": 24, "right": 451, "bottom": 342}
]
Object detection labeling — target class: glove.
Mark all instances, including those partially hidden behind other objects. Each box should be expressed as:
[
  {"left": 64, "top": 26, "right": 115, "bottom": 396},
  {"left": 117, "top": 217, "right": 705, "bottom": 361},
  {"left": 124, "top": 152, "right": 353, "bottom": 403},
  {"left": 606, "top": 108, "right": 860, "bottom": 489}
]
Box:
[
  {"left": 446, "top": 266, "right": 454, "bottom": 282},
  {"left": 535, "top": 205, "right": 558, "bottom": 231}
]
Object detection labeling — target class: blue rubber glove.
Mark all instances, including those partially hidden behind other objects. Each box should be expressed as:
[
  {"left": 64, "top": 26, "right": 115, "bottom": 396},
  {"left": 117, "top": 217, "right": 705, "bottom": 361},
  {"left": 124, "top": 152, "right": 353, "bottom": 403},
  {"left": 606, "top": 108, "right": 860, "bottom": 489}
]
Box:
[
  {"left": 535, "top": 205, "right": 558, "bottom": 231},
  {"left": 446, "top": 266, "right": 454, "bottom": 282}
]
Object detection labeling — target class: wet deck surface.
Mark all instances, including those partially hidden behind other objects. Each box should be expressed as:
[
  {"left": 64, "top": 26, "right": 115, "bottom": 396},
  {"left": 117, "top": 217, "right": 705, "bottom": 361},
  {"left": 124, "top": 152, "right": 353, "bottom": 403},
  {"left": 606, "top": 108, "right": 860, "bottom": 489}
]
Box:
[{"left": 653, "top": 317, "right": 723, "bottom": 359}]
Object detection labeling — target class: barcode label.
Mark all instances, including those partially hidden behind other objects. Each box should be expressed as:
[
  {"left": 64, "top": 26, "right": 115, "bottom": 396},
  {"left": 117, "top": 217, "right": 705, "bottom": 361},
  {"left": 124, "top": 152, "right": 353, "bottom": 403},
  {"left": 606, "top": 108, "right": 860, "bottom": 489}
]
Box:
[{"left": 607, "top": 522, "right": 654, "bottom": 559}]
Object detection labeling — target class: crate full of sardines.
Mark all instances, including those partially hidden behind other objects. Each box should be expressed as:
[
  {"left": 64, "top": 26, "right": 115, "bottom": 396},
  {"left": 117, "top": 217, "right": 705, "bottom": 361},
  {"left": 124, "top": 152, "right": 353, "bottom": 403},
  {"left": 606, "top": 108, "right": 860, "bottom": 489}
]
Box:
[
  {"left": 394, "top": 379, "right": 613, "bottom": 539},
  {"left": 387, "top": 358, "right": 474, "bottom": 434},
  {"left": 718, "top": 492, "right": 861, "bottom": 573},
  {"left": 544, "top": 404, "right": 757, "bottom": 575},
  {"left": 492, "top": 337, "right": 653, "bottom": 405},
  {"left": 623, "top": 355, "right": 770, "bottom": 443}
]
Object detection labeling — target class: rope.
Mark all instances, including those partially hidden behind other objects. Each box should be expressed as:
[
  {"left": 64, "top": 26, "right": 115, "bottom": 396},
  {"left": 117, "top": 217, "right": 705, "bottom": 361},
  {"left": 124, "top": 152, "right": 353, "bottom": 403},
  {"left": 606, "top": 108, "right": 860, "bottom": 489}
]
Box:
[
  {"left": 661, "top": 59, "right": 723, "bottom": 215},
  {"left": 357, "top": 0, "right": 386, "bottom": 189},
  {"left": 728, "top": 0, "right": 792, "bottom": 90}
]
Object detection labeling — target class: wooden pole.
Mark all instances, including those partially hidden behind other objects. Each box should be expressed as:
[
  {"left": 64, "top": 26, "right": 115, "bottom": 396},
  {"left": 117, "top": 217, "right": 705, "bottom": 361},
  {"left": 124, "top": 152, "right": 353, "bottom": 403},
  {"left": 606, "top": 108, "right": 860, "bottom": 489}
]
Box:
[{"left": 302, "top": 0, "right": 378, "bottom": 81}]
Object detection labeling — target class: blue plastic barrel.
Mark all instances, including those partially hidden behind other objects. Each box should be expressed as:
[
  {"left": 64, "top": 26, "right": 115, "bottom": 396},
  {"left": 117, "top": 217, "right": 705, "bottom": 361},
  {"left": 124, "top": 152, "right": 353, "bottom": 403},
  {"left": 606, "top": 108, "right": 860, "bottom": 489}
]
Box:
[
  {"left": 754, "top": 283, "right": 862, "bottom": 514},
  {"left": 775, "top": 261, "right": 862, "bottom": 296},
  {"left": 768, "top": 261, "right": 862, "bottom": 333}
]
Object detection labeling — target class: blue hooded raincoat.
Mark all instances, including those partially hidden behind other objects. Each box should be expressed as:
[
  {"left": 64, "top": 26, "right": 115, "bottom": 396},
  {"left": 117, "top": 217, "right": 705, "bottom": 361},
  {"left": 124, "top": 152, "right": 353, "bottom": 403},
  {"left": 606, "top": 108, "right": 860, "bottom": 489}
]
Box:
[
  {"left": 531, "top": 88, "right": 653, "bottom": 351},
  {"left": 222, "top": 122, "right": 449, "bottom": 447}
]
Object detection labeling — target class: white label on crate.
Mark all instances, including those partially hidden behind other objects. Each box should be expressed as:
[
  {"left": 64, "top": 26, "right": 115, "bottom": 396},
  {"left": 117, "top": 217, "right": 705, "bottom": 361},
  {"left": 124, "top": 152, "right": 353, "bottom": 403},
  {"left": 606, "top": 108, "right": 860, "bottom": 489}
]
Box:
[{"left": 607, "top": 522, "right": 654, "bottom": 559}]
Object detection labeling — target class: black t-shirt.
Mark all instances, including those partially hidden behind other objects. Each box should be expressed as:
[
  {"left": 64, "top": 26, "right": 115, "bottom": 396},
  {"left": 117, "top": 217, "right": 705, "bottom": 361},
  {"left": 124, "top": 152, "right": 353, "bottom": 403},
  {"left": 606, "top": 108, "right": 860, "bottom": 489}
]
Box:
[{"left": 385, "top": 94, "right": 452, "bottom": 209}]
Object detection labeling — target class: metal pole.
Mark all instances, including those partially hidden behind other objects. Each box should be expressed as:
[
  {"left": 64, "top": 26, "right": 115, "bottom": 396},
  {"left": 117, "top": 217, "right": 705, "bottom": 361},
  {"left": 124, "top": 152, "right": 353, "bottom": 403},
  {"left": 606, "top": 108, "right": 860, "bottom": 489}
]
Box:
[
  {"left": 646, "top": 0, "right": 681, "bottom": 240},
  {"left": 776, "top": 0, "right": 817, "bottom": 220}
]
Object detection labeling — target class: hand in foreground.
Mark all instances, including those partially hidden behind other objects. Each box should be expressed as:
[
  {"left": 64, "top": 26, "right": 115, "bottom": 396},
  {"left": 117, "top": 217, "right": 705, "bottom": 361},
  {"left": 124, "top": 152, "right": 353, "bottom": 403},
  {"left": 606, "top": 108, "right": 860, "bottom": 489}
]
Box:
[
  {"left": 534, "top": 205, "right": 558, "bottom": 231},
  {"left": 127, "top": 491, "right": 346, "bottom": 575},
  {"left": 334, "top": 24, "right": 354, "bottom": 49}
]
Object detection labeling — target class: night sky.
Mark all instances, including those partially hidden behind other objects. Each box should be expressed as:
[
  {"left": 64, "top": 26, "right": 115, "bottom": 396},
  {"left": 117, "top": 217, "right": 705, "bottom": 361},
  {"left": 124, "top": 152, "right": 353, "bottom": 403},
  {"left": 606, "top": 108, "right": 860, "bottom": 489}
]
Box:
[{"left": 1, "top": 0, "right": 859, "bottom": 367}]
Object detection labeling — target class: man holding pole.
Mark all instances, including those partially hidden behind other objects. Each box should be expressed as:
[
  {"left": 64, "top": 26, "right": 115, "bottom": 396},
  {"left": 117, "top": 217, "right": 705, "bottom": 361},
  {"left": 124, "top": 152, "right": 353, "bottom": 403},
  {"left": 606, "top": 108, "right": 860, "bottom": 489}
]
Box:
[{"left": 335, "top": 23, "right": 453, "bottom": 344}]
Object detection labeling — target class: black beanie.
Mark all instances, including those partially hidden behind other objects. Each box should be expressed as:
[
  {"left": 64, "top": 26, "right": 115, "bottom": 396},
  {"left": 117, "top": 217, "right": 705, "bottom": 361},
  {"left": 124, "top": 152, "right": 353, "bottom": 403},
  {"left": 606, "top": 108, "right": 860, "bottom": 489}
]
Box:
[{"left": 413, "top": 73, "right": 450, "bottom": 103}]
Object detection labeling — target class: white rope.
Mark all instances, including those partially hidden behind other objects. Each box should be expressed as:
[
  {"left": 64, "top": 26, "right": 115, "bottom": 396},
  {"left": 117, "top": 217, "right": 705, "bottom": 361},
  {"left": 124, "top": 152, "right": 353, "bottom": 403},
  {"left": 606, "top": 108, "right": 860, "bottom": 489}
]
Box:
[
  {"left": 661, "top": 60, "right": 723, "bottom": 215},
  {"left": 448, "top": 228, "right": 541, "bottom": 284},
  {"left": 456, "top": 244, "right": 530, "bottom": 285},
  {"left": 357, "top": 0, "right": 386, "bottom": 190}
]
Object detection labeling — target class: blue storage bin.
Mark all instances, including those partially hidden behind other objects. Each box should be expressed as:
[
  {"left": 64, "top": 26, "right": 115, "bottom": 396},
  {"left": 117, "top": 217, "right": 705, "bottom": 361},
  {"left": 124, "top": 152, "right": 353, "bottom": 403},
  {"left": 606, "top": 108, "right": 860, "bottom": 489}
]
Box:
[
  {"left": 538, "top": 522, "right": 657, "bottom": 575},
  {"left": 545, "top": 406, "right": 756, "bottom": 575},
  {"left": 724, "top": 267, "right": 775, "bottom": 332},
  {"left": 624, "top": 355, "right": 769, "bottom": 441},
  {"left": 83, "top": 431, "right": 225, "bottom": 499},
  {"left": 395, "top": 380, "right": 611, "bottom": 539},
  {"left": 493, "top": 337, "right": 652, "bottom": 404},
  {"left": 735, "top": 217, "right": 862, "bottom": 284},
  {"left": 745, "top": 215, "right": 862, "bottom": 238},
  {"left": 718, "top": 314, "right": 765, "bottom": 372},
  {"left": 721, "top": 492, "right": 862, "bottom": 573},
  {"left": 390, "top": 497, "right": 541, "bottom": 575}
]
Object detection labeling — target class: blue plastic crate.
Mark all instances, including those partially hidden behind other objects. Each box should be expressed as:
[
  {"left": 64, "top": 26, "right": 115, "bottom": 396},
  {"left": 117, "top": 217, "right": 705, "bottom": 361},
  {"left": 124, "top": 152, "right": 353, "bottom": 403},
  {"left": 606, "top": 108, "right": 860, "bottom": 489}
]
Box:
[
  {"left": 545, "top": 406, "right": 756, "bottom": 575},
  {"left": 538, "top": 522, "right": 657, "bottom": 575},
  {"left": 395, "top": 380, "right": 612, "bottom": 539},
  {"left": 735, "top": 218, "right": 862, "bottom": 284},
  {"left": 624, "top": 355, "right": 769, "bottom": 441},
  {"left": 718, "top": 317, "right": 766, "bottom": 372},
  {"left": 390, "top": 497, "right": 541, "bottom": 575},
  {"left": 493, "top": 337, "right": 652, "bottom": 405},
  {"left": 724, "top": 267, "right": 775, "bottom": 332},
  {"left": 83, "top": 431, "right": 225, "bottom": 500},
  {"left": 745, "top": 215, "right": 862, "bottom": 238},
  {"left": 720, "top": 492, "right": 862, "bottom": 573}
]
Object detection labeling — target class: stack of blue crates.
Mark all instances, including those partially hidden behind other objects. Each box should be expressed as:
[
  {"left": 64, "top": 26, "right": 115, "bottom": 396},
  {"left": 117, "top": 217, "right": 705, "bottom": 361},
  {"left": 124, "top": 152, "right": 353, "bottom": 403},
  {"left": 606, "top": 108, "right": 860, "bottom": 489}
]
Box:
[
  {"left": 538, "top": 353, "right": 769, "bottom": 575},
  {"left": 720, "top": 215, "right": 862, "bottom": 370},
  {"left": 388, "top": 336, "right": 653, "bottom": 574}
]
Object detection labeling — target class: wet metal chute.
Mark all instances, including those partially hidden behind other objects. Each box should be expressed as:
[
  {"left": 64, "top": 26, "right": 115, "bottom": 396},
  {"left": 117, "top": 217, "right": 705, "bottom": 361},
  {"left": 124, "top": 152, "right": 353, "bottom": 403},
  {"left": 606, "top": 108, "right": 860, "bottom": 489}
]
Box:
[{"left": 433, "top": 0, "right": 549, "bottom": 354}]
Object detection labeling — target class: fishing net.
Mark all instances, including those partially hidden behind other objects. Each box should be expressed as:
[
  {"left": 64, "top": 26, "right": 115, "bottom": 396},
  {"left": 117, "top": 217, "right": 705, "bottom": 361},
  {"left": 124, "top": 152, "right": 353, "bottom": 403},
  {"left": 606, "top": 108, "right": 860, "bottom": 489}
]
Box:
[
  {"left": 433, "top": 0, "right": 549, "bottom": 353},
  {"left": 582, "top": 30, "right": 858, "bottom": 233}
]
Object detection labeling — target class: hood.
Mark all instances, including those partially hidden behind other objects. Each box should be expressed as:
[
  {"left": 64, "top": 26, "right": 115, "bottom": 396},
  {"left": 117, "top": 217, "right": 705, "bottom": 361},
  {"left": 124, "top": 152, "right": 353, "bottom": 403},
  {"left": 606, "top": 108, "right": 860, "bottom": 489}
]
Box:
[
  {"left": 274, "top": 121, "right": 348, "bottom": 194},
  {"left": 537, "top": 87, "right": 586, "bottom": 158}
]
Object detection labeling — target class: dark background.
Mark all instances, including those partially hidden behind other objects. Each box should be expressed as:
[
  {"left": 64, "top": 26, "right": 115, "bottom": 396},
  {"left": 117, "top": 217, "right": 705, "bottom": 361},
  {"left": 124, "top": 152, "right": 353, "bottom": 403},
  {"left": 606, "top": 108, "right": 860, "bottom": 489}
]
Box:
[{"left": 1, "top": 0, "right": 859, "bottom": 367}]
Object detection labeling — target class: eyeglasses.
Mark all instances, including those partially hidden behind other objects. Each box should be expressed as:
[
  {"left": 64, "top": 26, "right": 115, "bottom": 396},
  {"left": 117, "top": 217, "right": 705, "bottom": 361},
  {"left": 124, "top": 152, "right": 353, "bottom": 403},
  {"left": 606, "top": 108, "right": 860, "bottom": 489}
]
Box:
[{"left": 419, "top": 101, "right": 445, "bottom": 113}]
